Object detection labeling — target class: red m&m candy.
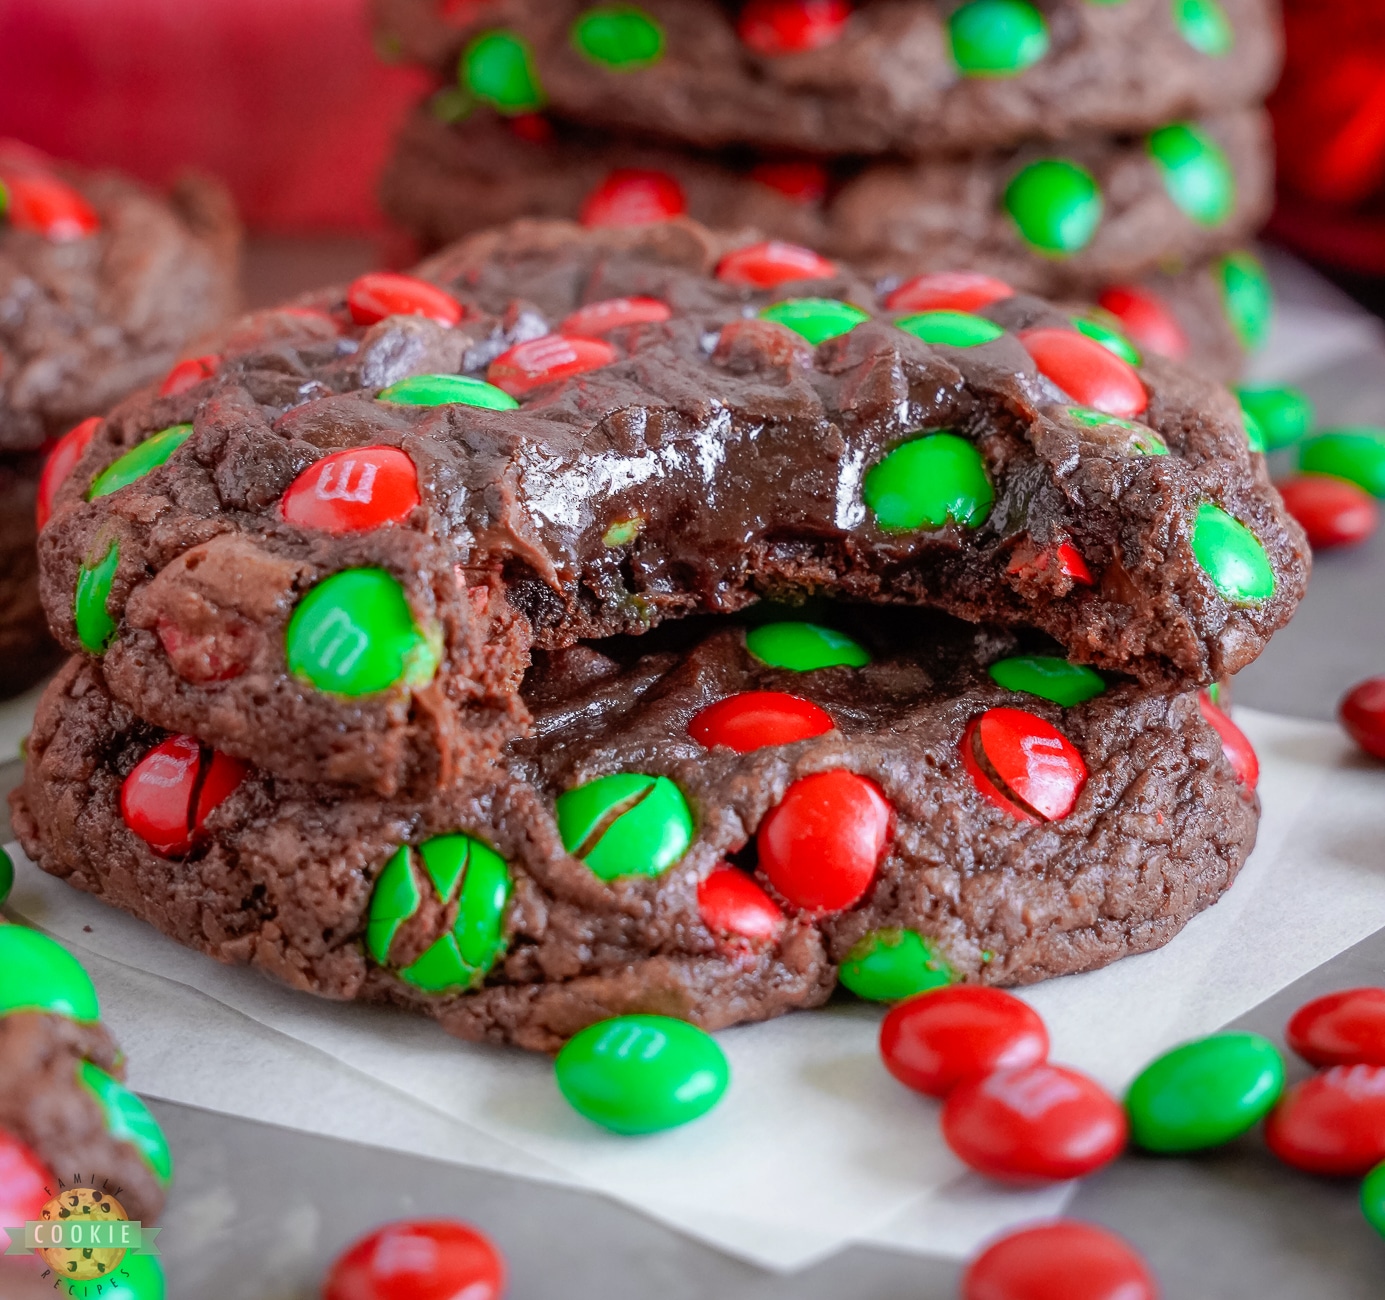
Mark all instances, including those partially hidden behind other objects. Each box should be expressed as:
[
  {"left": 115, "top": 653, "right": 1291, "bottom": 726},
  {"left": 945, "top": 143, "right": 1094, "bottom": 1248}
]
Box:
[
  {"left": 0, "top": 1129, "right": 55, "bottom": 1256},
  {"left": 881, "top": 987, "right": 1050, "bottom": 1098},
  {"left": 757, "top": 769, "right": 891, "bottom": 912},
  {"left": 886, "top": 271, "right": 1014, "bottom": 315},
  {"left": 1288, "top": 989, "right": 1385, "bottom": 1068},
  {"left": 120, "top": 736, "right": 249, "bottom": 857},
  {"left": 1266, "top": 1064, "right": 1385, "bottom": 1176},
  {"left": 1, "top": 170, "right": 100, "bottom": 241},
  {"left": 1277, "top": 474, "right": 1378, "bottom": 550},
  {"left": 559, "top": 297, "right": 671, "bottom": 336},
  {"left": 1341, "top": 676, "right": 1385, "bottom": 761},
  {"left": 1006, "top": 540, "right": 1094, "bottom": 587},
  {"left": 35, "top": 415, "right": 100, "bottom": 529},
  {"left": 1097, "top": 284, "right": 1190, "bottom": 362},
  {"left": 347, "top": 273, "right": 464, "bottom": 328},
  {"left": 963, "top": 708, "right": 1087, "bottom": 823},
  {"left": 579, "top": 169, "right": 686, "bottom": 227},
  {"left": 943, "top": 1062, "right": 1127, "bottom": 1183},
  {"left": 716, "top": 240, "right": 837, "bottom": 288},
  {"left": 323, "top": 1219, "right": 506, "bottom": 1300},
  {"left": 738, "top": 0, "right": 852, "bottom": 55},
  {"left": 1021, "top": 328, "right": 1148, "bottom": 419},
  {"left": 750, "top": 160, "right": 830, "bottom": 204},
  {"left": 159, "top": 354, "right": 220, "bottom": 397},
  {"left": 1197, "top": 693, "right": 1258, "bottom": 791},
  {"left": 280, "top": 447, "right": 421, "bottom": 535},
  {"left": 488, "top": 334, "right": 618, "bottom": 397},
  {"left": 698, "top": 865, "right": 785, "bottom": 945},
  {"left": 689, "top": 691, "right": 834, "bottom": 753},
  {"left": 962, "top": 1220, "right": 1158, "bottom": 1300}
]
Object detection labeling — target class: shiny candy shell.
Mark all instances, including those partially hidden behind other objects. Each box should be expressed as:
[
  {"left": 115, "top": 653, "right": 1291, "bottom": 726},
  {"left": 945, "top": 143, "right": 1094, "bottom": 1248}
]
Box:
[
  {"left": 1198, "top": 693, "right": 1259, "bottom": 791},
  {"left": 1097, "top": 284, "right": 1190, "bottom": 361},
  {"left": 758, "top": 296, "right": 867, "bottom": 345},
  {"left": 78, "top": 1060, "right": 173, "bottom": 1185},
  {"left": 1021, "top": 328, "right": 1147, "bottom": 419},
  {"left": 1174, "top": 0, "right": 1234, "bottom": 57},
  {"left": 1265, "top": 1064, "right": 1385, "bottom": 1176},
  {"left": 1341, "top": 677, "right": 1385, "bottom": 761},
  {"left": 964, "top": 708, "right": 1087, "bottom": 822},
  {"left": 757, "top": 769, "right": 891, "bottom": 913},
  {"left": 1217, "top": 250, "right": 1273, "bottom": 350},
  {"left": 1364, "top": 1163, "right": 1385, "bottom": 1242},
  {"left": 838, "top": 928, "right": 954, "bottom": 1002},
  {"left": 0, "top": 925, "right": 100, "bottom": 1022},
  {"left": 462, "top": 29, "right": 544, "bottom": 112},
  {"left": 377, "top": 373, "right": 518, "bottom": 409},
  {"left": 1004, "top": 159, "right": 1103, "bottom": 256},
  {"left": 988, "top": 655, "right": 1106, "bottom": 707},
  {"left": 744, "top": 621, "right": 870, "bottom": 671},
  {"left": 1191, "top": 502, "right": 1275, "bottom": 603},
  {"left": 36, "top": 416, "right": 100, "bottom": 529},
  {"left": 949, "top": 0, "right": 1050, "bottom": 77},
  {"left": 347, "top": 272, "right": 463, "bottom": 328},
  {"left": 74, "top": 542, "right": 120, "bottom": 654},
  {"left": 121, "top": 735, "right": 248, "bottom": 857},
  {"left": 555, "top": 1014, "right": 730, "bottom": 1134},
  {"left": 863, "top": 432, "right": 994, "bottom": 532},
  {"left": 688, "top": 690, "right": 834, "bottom": 753},
  {"left": 716, "top": 240, "right": 837, "bottom": 288},
  {"left": 159, "top": 354, "right": 219, "bottom": 397},
  {"left": 896, "top": 310, "right": 1005, "bottom": 347},
  {"left": 886, "top": 271, "right": 1014, "bottom": 315},
  {"left": 1125, "top": 1032, "right": 1284, "bottom": 1152},
  {"left": 1299, "top": 427, "right": 1385, "bottom": 498},
  {"left": 1148, "top": 122, "right": 1236, "bottom": 226},
  {"left": 962, "top": 1221, "right": 1157, "bottom": 1300},
  {"left": 580, "top": 168, "right": 686, "bottom": 227},
  {"left": 1236, "top": 384, "right": 1314, "bottom": 451},
  {"left": 324, "top": 1220, "right": 506, "bottom": 1300},
  {"left": 943, "top": 1063, "right": 1128, "bottom": 1183},
  {"left": 280, "top": 447, "right": 421, "bottom": 534},
  {"left": 560, "top": 296, "right": 671, "bottom": 335},
  {"left": 1277, "top": 474, "right": 1378, "bottom": 550},
  {"left": 881, "top": 987, "right": 1049, "bottom": 1099},
  {"left": 1288, "top": 988, "right": 1385, "bottom": 1068},
  {"left": 750, "top": 160, "right": 829, "bottom": 204},
  {"left": 698, "top": 866, "right": 785, "bottom": 945},
  {"left": 1, "top": 170, "right": 99, "bottom": 241},
  {"left": 556, "top": 773, "right": 694, "bottom": 881},
  {"left": 87, "top": 424, "right": 193, "bottom": 500},
  {"left": 571, "top": 5, "right": 665, "bottom": 69},
  {"left": 488, "top": 334, "right": 618, "bottom": 396},
  {"left": 736, "top": 0, "right": 851, "bottom": 55}
]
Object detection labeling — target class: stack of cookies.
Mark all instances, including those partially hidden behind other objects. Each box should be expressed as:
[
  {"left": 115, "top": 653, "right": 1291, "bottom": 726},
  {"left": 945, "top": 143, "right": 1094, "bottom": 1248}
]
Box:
[
  {"left": 13, "top": 217, "right": 1309, "bottom": 1053},
  {"left": 0, "top": 142, "right": 240, "bottom": 700},
  {"left": 373, "top": 0, "right": 1282, "bottom": 385}
]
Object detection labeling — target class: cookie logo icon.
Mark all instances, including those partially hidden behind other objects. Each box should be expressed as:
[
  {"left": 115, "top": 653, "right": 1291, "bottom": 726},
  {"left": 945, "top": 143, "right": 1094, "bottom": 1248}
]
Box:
[{"left": 37, "top": 1186, "right": 129, "bottom": 1281}]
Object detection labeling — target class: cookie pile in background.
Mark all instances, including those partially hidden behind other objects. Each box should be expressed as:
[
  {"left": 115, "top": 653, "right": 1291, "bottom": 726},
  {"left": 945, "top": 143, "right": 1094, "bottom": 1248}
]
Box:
[
  {"left": 14, "top": 217, "right": 1307, "bottom": 1052},
  {"left": 0, "top": 142, "right": 240, "bottom": 699},
  {"left": 373, "top": 0, "right": 1282, "bottom": 383}
]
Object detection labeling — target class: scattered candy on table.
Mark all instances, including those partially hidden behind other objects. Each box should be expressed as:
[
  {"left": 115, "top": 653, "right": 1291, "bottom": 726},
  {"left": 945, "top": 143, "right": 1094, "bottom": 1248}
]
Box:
[
  {"left": 961, "top": 1220, "right": 1158, "bottom": 1300},
  {"left": 323, "top": 1218, "right": 506, "bottom": 1300},
  {"left": 1340, "top": 677, "right": 1385, "bottom": 761},
  {"left": 1288, "top": 988, "right": 1385, "bottom": 1067},
  {"left": 1265, "top": 1064, "right": 1385, "bottom": 1176},
  {"left": 1276, "top": 475, "right": 1379, "bottom": 550}
]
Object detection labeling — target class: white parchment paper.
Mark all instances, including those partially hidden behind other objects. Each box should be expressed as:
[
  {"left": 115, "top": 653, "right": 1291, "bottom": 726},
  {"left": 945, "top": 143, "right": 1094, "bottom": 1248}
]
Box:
[{"left": 6, "top": 708, "right": 1385, "bottom": 1271}]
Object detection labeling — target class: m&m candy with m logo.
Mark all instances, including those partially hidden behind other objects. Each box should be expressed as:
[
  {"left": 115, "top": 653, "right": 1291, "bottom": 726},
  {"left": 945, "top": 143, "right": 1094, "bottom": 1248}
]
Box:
[
  {"left": 963, "top": 708, "right": 1087, "bottom": 822},
  {"left": 120, "top": 735, "right": 249, "bottom": 858},
  {"left": 281, "top": 447, "right": 421, "bottom": 535}
]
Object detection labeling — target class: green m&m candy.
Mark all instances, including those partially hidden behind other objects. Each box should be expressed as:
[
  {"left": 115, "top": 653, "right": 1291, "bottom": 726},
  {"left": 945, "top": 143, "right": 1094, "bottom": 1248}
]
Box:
[
  {"left": 75, "top": 542, "right": 120, "bottom": 654},
  {"left": 1362, "top": 1161, "right": 1385, "bottom": 1240},
  {"left": 1066, "top": 406, "right": 1168, "bottom": 455},
  {"left": 759, "top": 298, "right": 869, "bottom": 346},
  {"left": 1004, "top": 159, "right": 1103, "bottom": 257},
  {"left": 286, "top": 568, "right": 440, "bottom": 697},
  {"left": 948, "top": 0, "right": 1050, "bottom": 76},
  {"left": 864, "top": 432, "right": 994, "bottom": 532},
  {"left": 989, "top": 655, "right": 1106, "bottom": 706},
  {"left": 1148, "top": 123, "right": 1235, "bottom": 227},
  {"left": 572, "top": 5, "right": 664, "bottom": 69},
  {"left": 745, "top": 622, "right": 870, "bottom": 671},
  {"left": 0, "top": 845, "right": 13, "bottom": 907},
  {"left": 1236, "top": 385, "right": 1314, "bottom": 452},
  {"left": 1192, "top": 502, "right": 1275, "bottom": 603},
  {"left": 377, "top": 373, "right": 519, "bottom": 410},
  {"left": 87, "top": 425, "right": 193, "bottom": 500},
  {"left": 366, "top": 834, "right": 513, "bottom": 993},
  {"left": 77, "top": 1060, "right": 174, "bottom": 1184},
  {"left": 556, "top": 773, "right": 693, "bottom": 881},
  {"left": 1217, "top": 250, "right": 1273, "bottom": 350},
  {"left": 896, "top": 311, "right": 1004, "bottom": 348},
  {"left": 0, "top": 925, "right": 100, "bottom": 1021},
  {"left": 838, "top": 929, "right": 955, "bottom": 1002},
  {"left": 1074, "top": 316, "right": 1141, "bottom": 367},
  {"left": 1125, "top": 1031, "right": 1284, "bottom": 1152},
  {"left": 1299, "top": 428, "right": 1385, "bottom": 498},
  {"left": 1172, "top": 0, "right": 1233, "bottom": 56},
  {"left": 462, "top": 30, "right": 544, "bottom": 113},
  {"left": 555, "top": 1014, "right": 729, "bottom": 1134}
]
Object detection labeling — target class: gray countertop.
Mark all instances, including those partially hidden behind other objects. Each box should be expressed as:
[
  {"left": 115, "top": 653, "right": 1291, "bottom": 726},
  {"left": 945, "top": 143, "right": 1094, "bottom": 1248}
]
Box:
[{"left": 5, "top": 244, "right": 1385, "bottom": 1298}]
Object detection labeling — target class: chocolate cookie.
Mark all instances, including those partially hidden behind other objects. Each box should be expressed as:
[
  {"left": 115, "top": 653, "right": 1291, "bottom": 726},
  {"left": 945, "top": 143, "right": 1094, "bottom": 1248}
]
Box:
[
  {"left": 13, "top": 610, "right": 1259, "bottom": 1052},
  {"left": 36, "top": 219, "right": 1307, "bottom": 793},
  {"left": 0, "top": 924, "right": 170, "bottom": 1225},
  {"left": 381, "top": 101, "right": 1274, "bottom": 300},
  {"left": 0, "top": 454, "right": 60, "bottom": 698},
  {"left": 371, "top": 0, "right": 1281, "bottom": 159},
  {"left": 0, "top": 141, "right": 240, "bottom": 453}
]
